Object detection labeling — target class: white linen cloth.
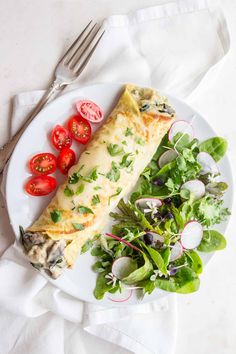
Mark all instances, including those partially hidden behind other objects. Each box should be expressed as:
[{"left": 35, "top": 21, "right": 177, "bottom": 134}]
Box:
[{"left": 0, "top": 1, "right": 230, "bottom": 354}]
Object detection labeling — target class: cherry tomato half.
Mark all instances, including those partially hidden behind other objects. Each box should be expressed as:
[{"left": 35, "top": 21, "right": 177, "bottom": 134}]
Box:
[
  {"left": 68, "top": 115, "right": 92, "bottom": 144},
  {"left": 51, "top": 125, "right": 72, "bottom": 150},
  {"left": 29, "top": 153, "right": 57, "bottom": 175},
  {"left": 57, "top": 147, "right": 76, "bottom": 175},
  {"left": 76, "top": 100, "right": 104, "bottom": 123},
  {"left": 25, "top": 175, "right": 57, "bottom": 196}
]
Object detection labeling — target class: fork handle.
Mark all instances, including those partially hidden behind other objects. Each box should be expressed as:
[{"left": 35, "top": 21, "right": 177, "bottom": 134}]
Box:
[{"left": 0, "top": 80, "right": 63, "bottom": 174}]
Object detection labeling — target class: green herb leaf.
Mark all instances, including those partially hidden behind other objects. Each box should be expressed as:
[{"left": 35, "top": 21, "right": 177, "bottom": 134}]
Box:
[
  {"left": 106, "top": 161, "right": 120, "bottom": 182},
  {"left": 125, "top": 127, "right": 133, "bottom": 137},
  {"left": 92, "top": 194, "right": 100, "bottom": 205},
  {"left": 81, "top": 240, "right": 93, "bottom": 254},
  {"left": 78, "top": 205, "right": 94, "bottom": 214},
  {"left": 197, "top": 230, "right": 226, "bottom": 252},
  {"left": 108, "top": 187, "right": 122, "bottom": 205},
  {"left": 122, "top": 252, "right": 153, "bottom": 285},
  {"left": 199, "top": 137, "right": 227, "bottom": 162},
  {"left": 68, "top": 165, "right": 84, "bottom": 184},
  {"left": 142, "top": 242, "right": 167, "bottom": 274},
  {"left": 76, "top": 183, "right": 85, "bottom": 195},
  {"left": 122, "top": 140, "right": 127, "bottom": 146},
  {"left": 50, "top": 210, "right": 62, "bottom": 223},
  {"left": 72, "top": 223, "right": 85, "bottom": 231},
  {"left": 185, "top": 250, "right": 203, "bottom": 275},
  {"left": 107, "top": 143, "right": 124, "bottom": 156},
  {"left": 94, "top": 186, "right": 102, "bottom": 191},
  {"left": 64, "top": 186, "right": 74, "bottom": 197},
  {"left": 94, "top": 271, "right": 114, "bottom": 300},
  {"left": 119, "top": 153, "right": 134, "bottom": 169},
  {"left": 135, "top": 137, "right": 145, "bottom": 146}
]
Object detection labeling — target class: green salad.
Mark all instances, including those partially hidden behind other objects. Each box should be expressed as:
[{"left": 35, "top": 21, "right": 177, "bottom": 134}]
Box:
[{"left": 82, "top": 122, "right": 230, "bottom": 301}]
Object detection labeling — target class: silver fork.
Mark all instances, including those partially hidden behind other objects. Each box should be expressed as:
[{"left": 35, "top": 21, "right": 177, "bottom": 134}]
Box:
[{"left": 0, "top": 20, "right": 105, "bottom": 174}]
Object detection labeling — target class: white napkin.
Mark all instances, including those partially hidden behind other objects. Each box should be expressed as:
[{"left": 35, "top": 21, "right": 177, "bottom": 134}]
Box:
[{"left": 0, "top": 1, "right": 230, "bottom": 354}]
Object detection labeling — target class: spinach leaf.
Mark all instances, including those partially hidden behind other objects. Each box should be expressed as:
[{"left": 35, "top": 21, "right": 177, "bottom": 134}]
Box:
[
  {"left": 122, "top": 252, "right": 153, "bottom": 285},
  {"left": 154, "top": 267, "right": 200, "bottom": 294},
  {"left": 197, "top": 230, "right": 226, "bottom": 252},
  {"left": 199, "top": 137, "right": 227, "bottom": 162},
  {"left": 185, "top": 250, "right": 203, "bottom": 275},
  {"left": 94, "top": 271, "right": 113, "bottom": 300}
]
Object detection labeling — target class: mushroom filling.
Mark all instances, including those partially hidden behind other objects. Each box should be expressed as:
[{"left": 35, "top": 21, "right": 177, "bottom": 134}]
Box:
[{"left": 20, "top": 227, "right": 67, "bottom": 279}]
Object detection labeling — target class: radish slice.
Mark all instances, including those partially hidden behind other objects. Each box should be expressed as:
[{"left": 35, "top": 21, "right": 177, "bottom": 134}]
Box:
[
  {"left": 148, "top": 232, "right": 165, "bottom": 244},
  {"left": 135, "top": 198, "right": 162, "bottom": 210},
  {"left": 181, "top": 221, "right": 203, "bottom": 249},
  {"left": 168, "top": 120, "right": 194, "bottom": 142},
  {"left": 170, "top": 241, "right": 183, "bottom": 261},
  {"left": 158, "top": 149, "right": 178, "bottom": 168},
  {"left": 112, "top": 257, "right": 137, "bottom": 280},
  {"left": 181, "top": 180, "right": 205, "bottom": 200},
  {"left": 107, "top": 289, "right": 133, "bottom": 303},
  {"left": 197, "top": 152, "right": 219, "bottom": 175}
]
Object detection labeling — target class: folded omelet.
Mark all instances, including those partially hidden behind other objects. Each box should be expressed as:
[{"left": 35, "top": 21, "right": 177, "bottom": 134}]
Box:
[{"left": 21, "top": 84, "right": 175, "bottom": 278}]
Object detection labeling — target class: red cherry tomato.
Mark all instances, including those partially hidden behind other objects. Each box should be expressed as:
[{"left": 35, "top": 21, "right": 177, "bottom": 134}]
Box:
[
  {"left": 29, "top": 153, "right": 57, "bottom": 176},
  {"left": 57, "top": 147, "right": 76, "bottom": 175},
  {"left": 76, "top": 100, "right": 104, "bottom": 123},
  {"left": 68, "top": 115, "right": 92, "bottom": 144},
  {"left": 25, "top": 176, "right": 57, "bottom": 196},
  {"left": 51, "top": 125, "right": 72, "bottom": 150}
]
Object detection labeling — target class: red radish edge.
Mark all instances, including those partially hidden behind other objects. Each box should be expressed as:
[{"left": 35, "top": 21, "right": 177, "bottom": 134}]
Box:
[
  {"left": 170, "top": 241, "right": 183, "bottom": 262},
  {"left": 106, "top": 233, "right": 141, "bottom": 253},
  {"left": 108, "top": 289, "right": 133, "bottom": 303},
  {"left": 168, "top": 120, "right": 194, "bottom": 142}
]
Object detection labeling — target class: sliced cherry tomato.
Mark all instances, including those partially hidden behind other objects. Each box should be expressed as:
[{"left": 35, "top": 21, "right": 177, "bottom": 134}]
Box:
[
  {"left": 68, "top": 115, "right": 92, "bottom": 144},
  {"left": 25, "top": 176, "right": 57, "bottom": 196},
  {"left": 29, "top": 153, "right": 57, "bottom": 175},
  {"left": 76, "top": 100, "right": 104, "bottom": 123},
  {"left": 51, "top": 125, "right": 72, "bottom": 150},
  {"left": 57, "top": 147, "right": 76, "bottom": 174}
]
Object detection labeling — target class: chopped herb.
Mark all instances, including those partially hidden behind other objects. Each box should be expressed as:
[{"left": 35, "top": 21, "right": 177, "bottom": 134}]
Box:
[
  {"left": 136, "top": 150, "right": 139, "bottom": 155},
  {"left": 122, "top": 140, "right": 127, "bottom": 146},
  {"left": 50, "top": 210, "right": 62, "bottom": 223},
  {"left": 78, "top": 205, "right": 94, "bottom": 214},
  {"left": 135, "top": 137, "right": 145, "bottom": 146},
  {"left": 106, "top": 161, "right": 120, "bottom": 182},
  {"left": 85, "top": 152, "right": 91, "bottom": 155},
  {"left": 108, "top": 187, "right": 122, "bottom": 205},
  {"left": 92, "top": 194, "right": 100, "bottom": 205},
  {"left": 72, "top": 223, "right": 85, "bottom": 231},
  {"left": 76, "top": 184, "right": 85, "bottom": 195},
  {"left": 64, "top": 186, "right": 74, "bottom": 197},
  {"left": 125, "top": 127, "right": 133, "bottom": 137},
  {"left": 68, "top": 165, "right": 84, "bottom": 184},
  {"left": 107, "top": 143, "right": 124, "bottom": 156},
  {"left": 94, "top": 186, "right": 102, "bottom": 190},
  {"left": 120, "top": 153, "right": 134, "bottom": 169},
  {"left": 82, "top": 167, "right": 98, "bottom": 183}
]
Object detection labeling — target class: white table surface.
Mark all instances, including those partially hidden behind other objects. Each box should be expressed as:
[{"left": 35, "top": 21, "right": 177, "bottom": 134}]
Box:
[{"left": 1, "top": 1, "right": 236, "bottom": 354}]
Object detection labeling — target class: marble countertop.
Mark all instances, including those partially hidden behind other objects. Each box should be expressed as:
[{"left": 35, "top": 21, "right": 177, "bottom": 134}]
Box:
[{"left": 1, "top": 1, "right": 236, "bottom": 353}]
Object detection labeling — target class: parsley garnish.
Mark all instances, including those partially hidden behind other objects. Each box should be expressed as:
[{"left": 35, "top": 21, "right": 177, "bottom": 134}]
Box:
[
  {"left": 108, "top": 187, "right": 122, "bottom": 205},
  {"left": 107, "top": 143, "right": 124, "bottom": 156},
  {"left": 50, "top": 210, "right": 62, "bottom": 223},
  {"left": 72, "top": 223, "right": 85, "bottom": 231},
  {"left": 120, "top": 153, "right": 134, "bottom": 169},
  {"left": 125, "top": 127, "right": 133, "bottom": 137},
  {"left": 82, "top": 167, "right": 98, "bottom": 183},
  {"left": 94, "top": 186, "right": 102, "bottom": 190},
  {"left": 76, "top": 184, "right": 85, "bottom": 195},
  {"left": 92, "top": 194, "right": 100, "bottom": 205},
  {"left": 106, "top": 161, "right": 120, "bottom": 182},
  {"left": 122, "top": 140, "right": 127, "bottom": 146},
  {"left": 64, "top": 186, "right": 74, "bottom": 197},
  {"left": 68, "top": 165, "right": 84, "bottom": 184},
  {"left": 135, "top": 137, "right": 145, "bottom": 146},
  {"left": 77, "top": 205, "right": 94, "bottom": 214}
]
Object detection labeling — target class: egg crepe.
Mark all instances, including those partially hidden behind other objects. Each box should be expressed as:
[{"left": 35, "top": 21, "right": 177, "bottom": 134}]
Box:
[{"left": 21, "top": 84, "right": 175, "bottom": 278}]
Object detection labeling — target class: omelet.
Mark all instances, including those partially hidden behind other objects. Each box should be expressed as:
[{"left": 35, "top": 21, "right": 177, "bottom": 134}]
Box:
[{"left": 21, "top": 84, "right": 175, "bottom": 278}]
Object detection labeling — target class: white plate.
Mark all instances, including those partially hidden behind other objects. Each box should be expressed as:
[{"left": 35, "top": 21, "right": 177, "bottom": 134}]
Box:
[{"left": 6, "top": 83, "right": 233, "bottom": 306}]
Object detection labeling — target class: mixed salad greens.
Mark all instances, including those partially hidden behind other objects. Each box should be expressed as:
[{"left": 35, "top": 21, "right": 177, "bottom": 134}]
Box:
[{"left": 82, "top": 120, "right": 230, "bottom": 301}]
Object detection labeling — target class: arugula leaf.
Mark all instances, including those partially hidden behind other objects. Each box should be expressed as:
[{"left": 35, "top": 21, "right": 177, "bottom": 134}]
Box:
[
  {"left": 122, "top": 252, "right": 153, "bottom": 285},
  {"left": 199, "top": 137, "right": 227, "bottom": 162},
  {"left": 64, "top": 186, "right": 74, "bottom": 197},
  {"left": 50, "top": 210, "right": 62, "bottom": 223},
  {"left": 76, "top": 184, "right": 84, "bottom": 195},
  {"left": 72, "top": 223, "right": 85, "bottom": 231},
  {"left": 125, "top": 127, "right": 133, "bottom": 137},
  {"left": 78, "top": 205, "right": 94, "bottom": 214},
  {"left": 92, "top": 194, "right": 100, "bottom": 205},
  {"left": 197, "top": 230, "right": 226, "bottom": 252},
  {"left": 106, "top": 161, "right": 120, "bottom": 182},
  {"left": 107, "top": 143, "right": 124, "bottom": 156}
]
